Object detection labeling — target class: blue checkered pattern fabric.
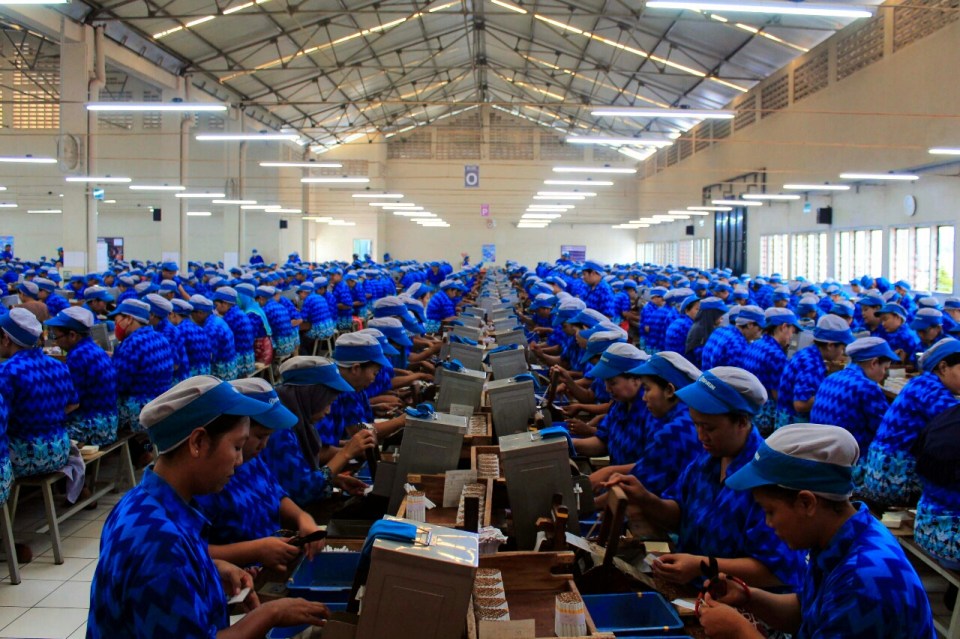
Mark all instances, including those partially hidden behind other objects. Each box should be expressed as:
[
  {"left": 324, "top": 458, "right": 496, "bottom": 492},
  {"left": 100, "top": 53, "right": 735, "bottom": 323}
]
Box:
[
  {"left": 44, "top": 293, "right": 70, "bottom": 316},
  {"left": 196, "top": 455, "right": 286, "bottom": 545},
  {"left": 259, "top": 427, "right": 334, "bottom": 505},
  {"left": 156, "top": 319, "right": 189, "bottom": 383},
  {"left": 629, "top": 403, "right": 701, "bottom": 495},
  {"left": 662, "top": 428, "right": 805, "bottom": 589},
  {"left": 589, "top": 372, "right": 611, "bottom": 403},
  {"left": 797, "top": 503, "right": 935, "bottom": 639},
  {"left": 701, "top": 326, "right": 748, "bottom": 370},
  {"left": 315, "top": 390, "right": 371, "bottom": 446},
  {"left": 114, "top": 327, "right": 174, "bottom": 432},
  {"left": 349, "top": 282, "right": 368, "bottom": 317},
  {"left": 561, "top": 337, "right": 583, "bottom": 372},
  {"left": 810, "top": 365, "right": 888, "bottom": 455},
  {"left": 222, "top": 306, "right": 256, "bottom": 378},
  {"left": 584, "top": 280, "right": 616, "bottom": 319},
  {"left": 613, "top": 291, "right": 631, "bottom": 323},
  {"left": 332, "top": 282, "right": 353, "bottom": 320},
  {"left": 547, "top": 324, "right": 566, "bottom": 348},
  {"left": 742, "top": 334, "right": 787, "bottom": 436},
  {"left": 177, "top": 318, "right": 212, "bottom": 378},
  {"left": 594, "top": 398, "right": 650, "bottom": 466},
  {"left": 368, "top": 365, "right": 393, "bottom": 398},
  {"left": 87, "top": 468, "right": 228, "bottom": 639},
  {"left": 648, "top": 305, "right": 679, "bottom": 353},
  {"left": 862, "top": 372, "right": 958, "bottom": 506},
  {"left": 426, "top": 290, "right": 456, "bottom": 322},
  {"left": 204, "top": 314, "right": 239, "bottom": 381},
  {"left": 777, "top": 344, "right": 826, "bottom": 425},
  {"left": 264, "top": 300, "right": 299, "bottom": 359},
  {"left": 663, "top": 315, "right": 693, "bottom": 355},
  {"left": 64, "top": 337, "right": 118, "bottom": 446},
  {"left": 278, "top": 296, "right": 301, "bottom": 321},
  {"left": 0, "top": 349, "right": 76, "bottom": 476},
  {"left": 0, "top": 397, "right": 14, "bottom": 503},
  {"left": 301, "top": 293, "right": 335, "bottom": 340},
  {"left": 116, "top": 289, "right": 138, "bottom": 305},
  {"left": 878, "top": 325, "right": 922, "bottom": 363}
]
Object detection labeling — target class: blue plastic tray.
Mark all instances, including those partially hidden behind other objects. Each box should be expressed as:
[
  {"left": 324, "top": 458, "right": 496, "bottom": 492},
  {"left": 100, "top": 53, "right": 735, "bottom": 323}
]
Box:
[
  {"left": 583, "top": 592, "right": 684, "bottom": 635},
  {"left": 264, "top": 604, "right": 347, "bottom": 639},
  {"left": 286, "top": 552, "right": 361, "bottom": 603}
]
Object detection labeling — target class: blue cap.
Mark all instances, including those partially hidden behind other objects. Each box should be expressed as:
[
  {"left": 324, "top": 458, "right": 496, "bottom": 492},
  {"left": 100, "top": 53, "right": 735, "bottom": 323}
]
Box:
[
  {"left": 212, "top": 287, "right": 239, "bottom": 304},
  {"left": 189, "top": 295, "right": 214, "bottom": 313},
  {"left": 530, "top": 294, "right": 557, "bottom": 311},
  {"left": 570, "top": 308, "right": 607, "bottom": 328},
  {"left": 161, "top": 261, "right": 179, "bottom": 272},
  {"left": 628, "top": 352, "right": 701, "bottom": 391},
  {"left": 332, "top": 333, "right": 392, "bottom": 369},
  {"left": 279, "top": 356, "right": 354, "bottom": 392},
  {"left": 845, "top": 337, "right": 899, "bottom": 363},
  {"left": 0, "top": 308, "right": 42, "bottom": 347},
  {"left": 680, "top": 295, "right": 700, "bottom": 313},
  {"left": 675, "top": 367, "right": 767, "bottom": 416},
  {"left": 586, "top": 342, "right": 647, "bottom": 380},
  {"left": 159, "top": 281, "right": 178, "bottom": 294},
  {"left": 649, "top": 287, "right": 667, "bottom": 298},
  {"left": 145, "top": 293, "right": 172, "bottom": 319},
  {"left": 109, "top": 299, "right": 151, "bottom": 323},
  {"left": 367, "top": 318, "right": 413, "bottom": 348},
  {"left": 919, "top": 338, "right": 960, "bottom": 373},
  {"left": 735, "top": 306, "right": 765, "bottom": 327},
  {"left": 45, "top": 307, "right": 95, "bottom": 334},
  {"left": 812, "top": 315, "right": 855, "bottom": 345},
  {"left": 140, "top": 376, "right": 273, "bottom": 454},
  {"left": 910, "top": 308, "right": 943, "bottom": 331},
  {"left": 879, "top": 303, "right": 907, "bottom": 320},
  {"left": 229, "top": 378, "right": 297, "bottom": 431},
  {"left": 764, "top": 308, "right": 801, "bottom": 329},
  {"left": 358, "top": 328, "right": 401, "bottom": 357},
  {"left": 699, "top": 297, "right": 728, "bottom": 312},
  {"left": 17, "top": 281, "right": 39, "bottom": 299},
  {"left": 171, "top": 299, "right": 194, "bottom": 316},
  {"left": 829, "top": 302, "right": 853, "bottom": 318},
  {"left": 582, "top": 260, "right": 606, "bottom": 274}
]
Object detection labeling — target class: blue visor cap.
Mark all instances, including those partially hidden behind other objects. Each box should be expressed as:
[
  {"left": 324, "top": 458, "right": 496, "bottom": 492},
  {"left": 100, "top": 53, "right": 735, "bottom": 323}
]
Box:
[
  {"left": 553, "top": 308, "right": 579, "bottom": 327},
  {"left": 676, "top": 370, "right": 760, "bottom": 416},
  {"left": 374, "top": 303, "right": 417, "bottom": 325},
  {"left": 0, "top": 313, "right": 39, "bottom": 347},
  {"left": 856, "top": 296, "right": 883, "bottom": 308},
  {"left": 372, "top": 335, "right": 400, "bottom": 357},
  {"left": 849, "top": 340, "right": 899, "bottom": 363},
  {"left": 736, "top": 308, "right": 766, "bottom": 327},
  {"left": 813, "top": 326, "right": 855, "bottom": 345},
  {"left": 570, "top": 310, "right": 603, "bottom": 328},
  {"left": 237, "top": 388, "right": 297, "bottom": 431},
  {"left": 628, "top": 355, "right": 696, "bottom": 391},
  {"left": 375, "top": 325, "right": 413, "bottom": 348},
  {"left": 108, "top": 300, "right": 151, "bottom": 323},
  {"left": 586, "top": 349, "right": 642, "bottom": 380},
  {"left": 724, "top": 441, "right": 853, "bottom": 495},
  {"left": 829, "top": 303, "right": 853, "bottom": 318},
  {"left": 148, "top": 381, "right": 272, "bottom": 454},
  {"left": 920, "top": 338, "right": 960, "bottom": 373},
  {"left": 45, "top": 313, "right": 89, "bottom": 334},
  {"left": 910, "top": 314, "right": 943, "bottom": 331},
  {"left": 879, "top": 303, "right": 907, "bottom": 320},
  {"left": 766, "top": 311, "right": 801, "bottom": 329},
  {"left": 680, "top": 295, "right": 700, "bottom": 314},
  {"left": 582, "top": 260, "right": 606, "bottom": 274},
  {"left": 161, "top": 261, "right": 179, "bottom": 272},
  {"left": 333, "top": 343, "right": 392, "bottom": 369},
  {"left": 699, "top": 298, "right": 728, "bottom": 312},
  {"left": 530, "top": 295, "right": 557, "bottom": 311},
  {"left": 280, "top": 363, "right": 354, "bottom": 392}
]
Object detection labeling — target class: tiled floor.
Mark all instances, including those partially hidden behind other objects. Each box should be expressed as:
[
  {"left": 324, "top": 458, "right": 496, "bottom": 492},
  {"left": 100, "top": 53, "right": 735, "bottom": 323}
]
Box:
[{"left": 0, "top": 486, "right": 125, "bottom": 638}]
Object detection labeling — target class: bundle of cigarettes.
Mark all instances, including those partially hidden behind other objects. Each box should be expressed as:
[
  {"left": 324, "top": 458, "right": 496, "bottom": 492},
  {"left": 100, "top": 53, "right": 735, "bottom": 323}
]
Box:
[
  {"left": 554, "top": 592, "right": 588, "bottom": 637},
  {"left": 473, "top": 568, "right": 510, "bottom": 623},
  {"left": 468, "top": 416, "right": 489, "bottom": 436},
  {"left": 476, "top": 454, "right": 500, "bottom": 480},
  {"left": 406, "top": 490, "right": 427, "bottom": 523}
]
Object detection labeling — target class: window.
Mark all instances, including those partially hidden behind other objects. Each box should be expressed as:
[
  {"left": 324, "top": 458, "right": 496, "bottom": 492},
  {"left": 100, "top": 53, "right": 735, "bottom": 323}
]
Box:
[
  {"left": 760, "top": 234, "right": 789, "bottom": 277},
  {"left": 834, "top": 229, "right": 883, "bottom": 282},
  {"left": 790, "top": 232, "right": 827, "bottom": 281},
  {"left": 637, "top": 241, "right": 678, "bottom": 265},
  {"left": 677, "top": 238, "right": 712, "bottom": 269},
  {"left": 890, "top": 225, "right": 955, "bottom": 293}
]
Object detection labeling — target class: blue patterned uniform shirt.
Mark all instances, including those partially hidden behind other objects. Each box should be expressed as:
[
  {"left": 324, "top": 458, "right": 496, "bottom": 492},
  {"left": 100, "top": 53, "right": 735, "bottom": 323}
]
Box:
[
  {"left": 204, "top": 314, "right": 239, "bottom": 380},
  {"left": 0, "top": 397, "right": 12, "bottom": 504},
  {"left": 662, "top": 428, "right": 805, "bottom": 589},
  {"left": 742, "top": 334, "right": 788, "bottom": 435},
  {"left": 64, "top": 337, "right": 118, "bottom": 446},
  {"left": 797, "top": 503, "right": 935, "bottom": 639},
  {"left": 648, "top": 305, "right": 679, "bottom": 353},
  {"left": 629, "top": 403, "right": 701, "bottom": 496},
  {"left": 156, "top": 319, "right": 189, "bottom": 383},
  {"left": 368, "top": 364, "right": 393, "bottom": 398},
  {"left": 177, "top": 319, "right": 212, "bottom": 378},
  {"left": 878, "top": 325, "right": 922, "bottom": 363},
  {"left": 663, "top": 315, "right": 693, "bottom": 355},
  {"left": 114, "top": 327, "right": 174, "bottom": 432},
  {"left": 862, "top": 372, "right": 958, "bottom": 506},
  {"left": 701, "top": 326, "right": 748, "bottom": 370},
  {"left": 278, "top": 296, "right": 301, "bottom": 321},
  {"left": 316, "top": 390, "right": 371, "bottom": 446},
  {"left": 777, "top": 344, "right": 826, "bottom": 424},
  {"left": 196, "top": 455, "right": 286, "bottom": 545},
  {"left": 810, "top": 364, "right": 888, "bottom": 455},
  {"left": 594, "top": 399, "right": 650, "bottom": 466},
  {"left": 332, "top": 282, "right": 353, "bottom": 319},
  {"left": 222, "top": 306, "right": 256, "bottom": 377},
  {"left": 613, "top": 291, "right": 631, "bottom": 322},
  {"left": 640, "top": 302, "right": 663, "bottom": 349},
  {"left": 264, "top": 300, "right": 298, "bottom": 358},
  {"left": 583, "top": 280, "right": 616, "bottom": 319},
  {"left": 301, "top": 293, "right": 335, "bottom": 340},
  {"left": 87, "top": 468, "right": 228, "bottom": 639},
  {"left": 0, "top": 348, "right": 77, "bottom": 476},
  {"left": 259, "top": 428, "right": 333, "bottom": 506},
  {"left": 426, "top": 290, "right": 456, "bottom": 322}
]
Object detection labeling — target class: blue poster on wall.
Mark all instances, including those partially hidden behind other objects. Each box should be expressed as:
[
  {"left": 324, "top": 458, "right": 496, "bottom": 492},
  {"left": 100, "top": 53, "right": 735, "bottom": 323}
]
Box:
[
  {"left": 482, "top": 244, "right": 496, "bottom": 263},
  {"left": 561, "top": 245, "right": 586, "bottom": 262}
]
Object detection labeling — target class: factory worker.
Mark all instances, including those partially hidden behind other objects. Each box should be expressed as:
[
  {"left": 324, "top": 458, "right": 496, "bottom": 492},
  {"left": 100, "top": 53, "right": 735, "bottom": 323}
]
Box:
[
  {"left": 88, "top": 376, "right": 330, "bottom": 638},
  {"left": 36, "top": 277, "right": 69, "bottom": 316},
  {"left": 810, "top": 337, "right": 898, "bottom": 491},
  {"left": 606, "top": 367, "right": 804, "bottom": 591},
  {"left": 83, "top": 286, "right": 114, "bottom": 323},
  {"left": 684, "top": 297, "right": 728, "bottom": 368},
  {"left": 581, "top": 260, "right": 616, "bottom": 319},
  {"left": 701, "top": 306, "right": 764, "bottom": 370},
  {"left": 255, "top": 286, "right": 299, "bottom": 359},
  {"left": 259, "top": 358, "right": 374, "bottom": 506},
  {"left": 213, "top": 287, "right": 256, "bottom": 378},
  {"left": 199, "top": 378, "right": 326, "bottom": 572},
  {"left": 776, "top": 315, "right": 854, "bottom": 427},
  {"left": 425, "top": 280, "right": 462, "bottom": 331},
  {"left": 911, "top": 307, "right": 945, "bottom": 350},
  {"left": 646, "top": 289, "right": 683, "bottom": 354},
  {"left": 742, "top": 309, "right": 801, "bottom": 436},
  {"left": 355, "top": 328, "right": 399, "bottom": 402},
  {"left": 699, "top": 424, "right": 934, "bottom": 639},
  {"left": 296, "top": 282, "right": 335, "bottom": 352},
  {"left": 367, "top": 317, "right": 429, "bottom": 384},
  {"left": 15, "top": 280, "right": 49, "bottom": 323},
  {"left": 588, "top": 351, "right": 702, "bottom": 500},
  {"left": 146, "top": 293, "right": 188, "bottom": 382},
  {"left": 191, "top": 295, "right": 239, "bottom": 381},
  {"left": 863, "top": 338, "right": 960, "bottom": 508},
  {"left": 663, "top": 294, "right": 699, "bottom": 355},
  {"left": 529, "top": 297, "right": 586, "bottom": 368},
  {"left": 249, "top": 248, "right": 264, "bottom": 265},
  {"left": 328, "top": 269, "right": 354, "bottom": 332},
  {"left": 876, "top": 303, "right": 921, "bottom": 364},
  {"left": 171, "top": 299, "right": 213, "bottom": 378},
  {"left": 558, "top": 328, "right": 625, "bottom": 417},
  {"left": 46, "top": 307, "right": 118, "bottom": 446},
  {"left": 109, "top": 300, "right": 174, "bottom": 433},
  {"left": 639, "top": 286, "right": 667, "bottom": 353}
]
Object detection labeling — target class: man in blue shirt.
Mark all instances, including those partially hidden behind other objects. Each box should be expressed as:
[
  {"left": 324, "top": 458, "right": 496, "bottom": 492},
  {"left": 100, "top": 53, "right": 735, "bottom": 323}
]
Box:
[
  {"left": 249, "top": 248, "right": 265, "bottom": 265},
  {"left": 425, "top": 280, "right": 462, "bottom": 332},
  {"left": 36, "top": 277, "right": 70, "bottom": 316},
  {"left": 191, "top": 295, "right": 239, "bottom": 381},
  {"left": 700, "top": 423, "right": 935, "bottom": 639},
  {"left": 213, "top": 287, "right": 256, "bottom": 378},
  {"left": 146, "top": 294, "right": 188, "bottom": 382},
  {"left": 581, "top": 260, "right": 616, "bottom": 320},
  {"left": 664, "top": 295, "right": 699, "bottom": 356},
  {"left": 702, "top": 306, "right": 764, "bottom": 369},
  {"left": 46, "top": 307, "right": 118, "bottom": 446},
  {"left": 876, "top": 302, "right": 922, "bottom": 364},
  {"left": 255, "top": 287, "right": 299, "bottom": 359},
  {"left": 170, "top": 300, "right": 213, "bottom": 378}
]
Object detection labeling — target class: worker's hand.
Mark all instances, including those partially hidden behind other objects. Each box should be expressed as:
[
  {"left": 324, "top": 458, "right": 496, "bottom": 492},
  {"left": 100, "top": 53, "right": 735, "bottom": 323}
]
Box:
[
  {"left": 561, "top": 403, "right": 584, "bottom": 417},
  {"left": 702, "top": 573, "right": 751, "bottom": 607},
  {"left": 551, "top": 365, "right": 572, "bottom": 381},
  {"left": 332, "top": 473, "right": 368, "bottom": 497},
  {"left": 651, "top": 553, "right": 704, "bottom": 584},
  {"left": 588, "top": 466, "right": 619, "bottom": 492},
  {"left": 264, "top": 598, "right": 330, "bottom": 628},
  {"left": 342, "top": 429, "right": 376, "bottom": 458},
  {"left": 697, "top": 594, "right": 756, "bottom": 638},
  {"left": 257, "top": 536, "right": 301, "bottom": 573},
  {"left": 214, "top": 559, "right": 256, "bottom": 601},
  {"left": 566, "top": 418, "right": 595, "bottom": 438},
  {"left": 297, "top": 525, "right": 327, "bottom": 561},
  {"left": 602, "top": 473, "right": 651, "bottom": 504}
]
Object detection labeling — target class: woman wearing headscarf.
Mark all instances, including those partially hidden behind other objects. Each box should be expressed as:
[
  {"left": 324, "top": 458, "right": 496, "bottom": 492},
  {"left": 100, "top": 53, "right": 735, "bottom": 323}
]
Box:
[{"left": 684, "top": 297, "right": 728, "bottom": 368}]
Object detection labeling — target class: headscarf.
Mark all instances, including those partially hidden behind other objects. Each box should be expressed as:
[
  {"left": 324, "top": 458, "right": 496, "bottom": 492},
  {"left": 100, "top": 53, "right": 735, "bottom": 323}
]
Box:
[
  {"left": 685, "top": 307, "right": 728, "bottom": 356},
  {"left": 275, "top": 382, "right": 340, "bottom": 470}
]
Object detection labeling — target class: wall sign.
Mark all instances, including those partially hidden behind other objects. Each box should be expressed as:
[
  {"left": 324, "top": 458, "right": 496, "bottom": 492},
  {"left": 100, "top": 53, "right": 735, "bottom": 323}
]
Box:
[{"left": 464, "top": 165, "right": 479, "bottom": 188}]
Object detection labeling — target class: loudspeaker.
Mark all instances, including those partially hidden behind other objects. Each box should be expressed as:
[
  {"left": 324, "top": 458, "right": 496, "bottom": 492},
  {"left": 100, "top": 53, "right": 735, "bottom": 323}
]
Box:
[
  {"left": 685, "top": 225, "right": 694, "bottom": 236},
  {"left": 279, "top": 220, "right": 288, "bottom": 229},
  {"left": 152, "top": 208, "right": 161, "bottom": 222},
  {"left": 816, "top": 206, "right": 833, "bottom": 225}
]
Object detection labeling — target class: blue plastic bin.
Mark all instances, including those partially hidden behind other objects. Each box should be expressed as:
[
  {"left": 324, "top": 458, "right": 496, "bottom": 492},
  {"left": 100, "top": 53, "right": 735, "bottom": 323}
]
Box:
[
  {"left": 286, "top": 552, "right": 361, "bottom": 603},
  {"left": 264, "top": 604, "right": 347, "bottom": 639},
  {"left": 583, "top": 592, "right": 684, "bottom": 635}
]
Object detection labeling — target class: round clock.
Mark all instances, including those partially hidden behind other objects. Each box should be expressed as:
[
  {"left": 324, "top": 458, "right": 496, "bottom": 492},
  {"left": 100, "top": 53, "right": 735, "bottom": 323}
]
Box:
[{"left": 904, "top": 194, "right": 917, "bottom": 217}]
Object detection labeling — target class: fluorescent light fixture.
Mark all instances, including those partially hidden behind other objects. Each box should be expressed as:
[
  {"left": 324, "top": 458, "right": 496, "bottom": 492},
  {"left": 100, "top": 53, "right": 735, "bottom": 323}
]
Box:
[
  {"left": 301, "top": 177, "right": 371, "bottom": 184},
  {"left": 418, "top": 220, "right": 449, "bottom": 226},
  {"left": 240, "top": 204, "right": 280, "bottom": 210},
  {"left": 27, "top": 209, "right": 61, "bottom": 214},
  {"left": 352, "top": 193, "right": 403, "bottom": 198},
  {"left": 634, "top": 218, "right": 661, "bottom": 223},
  {"left": 0, "top": 187, "right": 5, "bottom": 191},
  {"left": 612, "top": 224, "right": 642, "bottom": 229},
  {"left": 86, "top": 102, "right": 226, "bottom": 112},
  {"left": 741, "top": 193, "right": 801, "bottom": 200},
  {"left": 670, "top": 210, "right": 709, "bottom": 216},
  {"left": 591, "top": 107, "right": 735, "bottom": 119},
  {"left": 528, "top": 204, "right": 575, "bottom": 209},
  {"left": 712, "top": 199, "right": 763, "bottom": 206},
  {"left": 303, "top": 216, "right": 334, "bottom": 222},
  {"left": 382, "top": 206, "right": 424, "bottom": 211},
  {"left": 196, "top": 133, "right": 300, "bottom": 141},
  {"left": 526, "top": 208, "right": 570, "bottom": 213},
  {"left": 328, "top": 220, "right": 356, "bottom": 226},
  {"left": 370, "top": 203, "right": 418, "bottom": 208},
  {"left": 491, "top": 0, "right": 527, "bottom": 13},
  {"left": 0, "top": 204, "right": 17, "bottom": 208},
  {"left": 393, "top": 211, "right": 436, "bottom": 217},
  {"left": 0, "top": 0, "right": 69, "bottom": 5},
  {"left": 176, "top": 192, "right": 226, "bottom": 199},
  {"left": 212, "top": 199, "right": 257, "bottom": 205},
  {"left": 186, "top": 211, "right": 212, "bottom": 216},
  {"left": 522, "top": 213, "right": 562, "bottom": 219},
  {"left": 552, "top": 167, "right": 637, "bottom": 174},
  {"left": 537, "top": 191, "right": 596, "bottom": 197},
  {"left": 783, "top": 184, "right": 851, "bottom": 191},
  {"left": 929, "top": 147, "right": 960, "bottom": 156},
  {"left": 669, "top": 214, "right": 691, "bottom": 219},
  {"left": 688, "top": 205, "right": 732, "bottom": 211},
  {"left": 543, "top": 180, "right": 614, "bottom": 186},
  {"left": 102, "top": 200, "right": 117, "bottom": 204},
  {"left": 259, "top": 161, "right": 343, "bottom": 168},
  {"left": 266, "top": 208, "right": 302, "bottom": 214},
  {"left": 129, "top": 184, "right": 186, "bottom": 191},
  {"left": 0, "top": 156, "right": 56, "bottom": 164},
  {"left": 646, "top": 0, "right": 874, "bottom": 18},
  {"left": 566, "top": 135, "right": 674, "bottom": 147},
  {"left": 65, "top": 176, "right": 132, "bottom": 183},
  {"left": 517, "top": 222, "right": 549, "bottom": 229},
  {"left": 839, "top": 172, "right": 920, "bottom": 181},
  {"left": 533, "top": 195, "right": 585, "bottom": 200}
]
